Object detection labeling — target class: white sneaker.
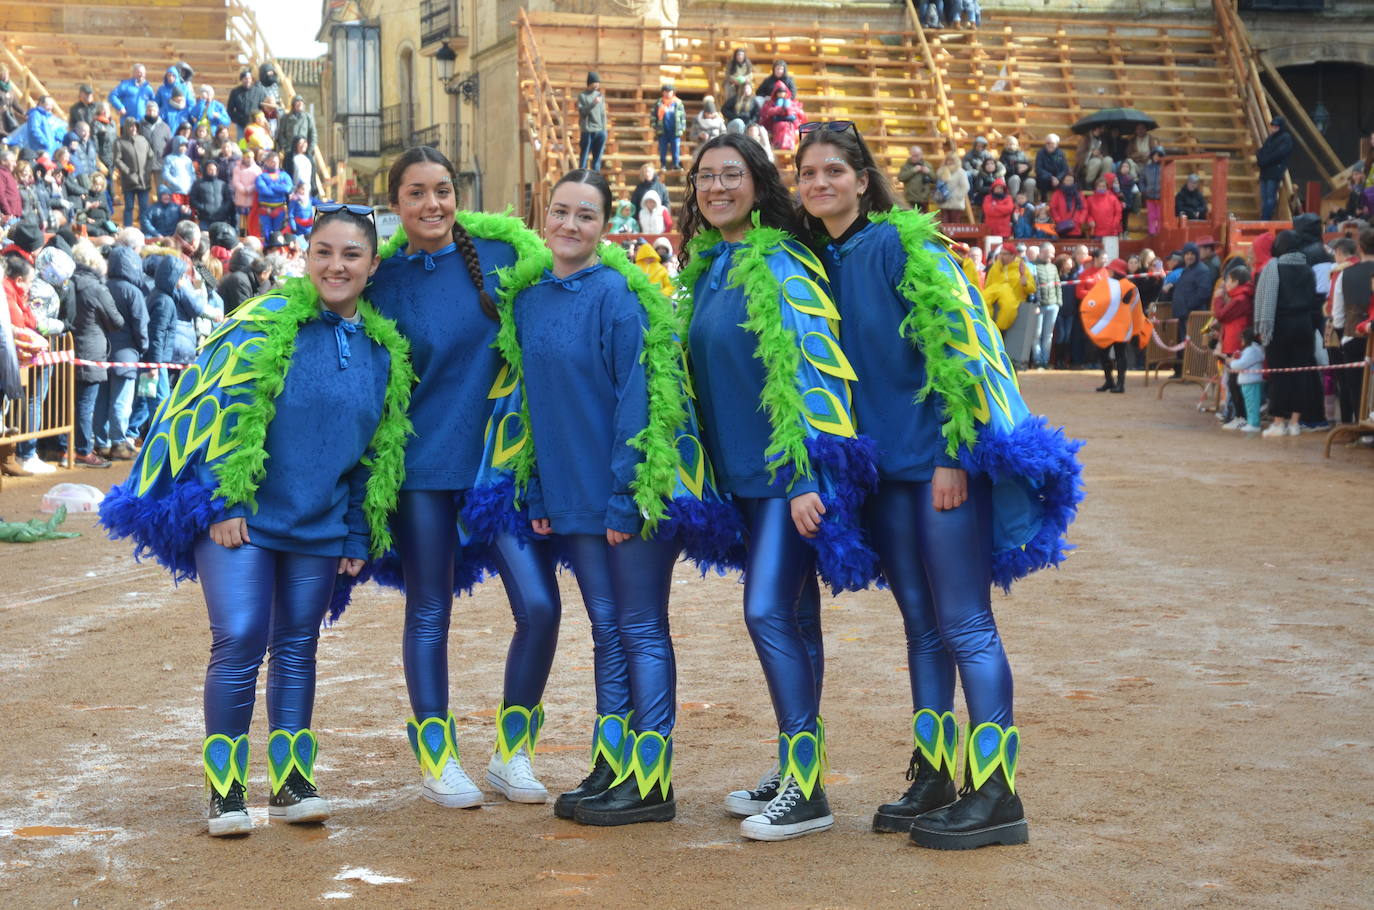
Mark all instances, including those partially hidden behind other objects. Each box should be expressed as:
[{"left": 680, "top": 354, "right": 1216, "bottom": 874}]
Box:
[
  {"left": 725, "top": 765, "right": 781, "bottom": 818},
  {"left": 1221, "top": 417, "right": 1247, "bottom": 430},
  {"left": 1286, "top": 423, "right": 1302, "bottom": 436},
  {"left": 486, "top": 748, "right": 548, "bottom": 804},
  {"left": 739, "top": 776, "right": 834, "bottom": 842},
  {"left": 1241, "top": 424, "right": 1262, "bottom": 434},
  {"left": 1261, "top": 423, "right": 1289, "bottom": 438},
  {"left": 20, "top": 455, "right": 56, "bottom": 473},
  {"left": 422, "top": 756, "right": 484, "bottom": 808}
]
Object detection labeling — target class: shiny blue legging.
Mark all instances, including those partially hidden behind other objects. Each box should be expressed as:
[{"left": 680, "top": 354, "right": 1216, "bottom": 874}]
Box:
[
  {"left": 195, "top": 538, "right": 338, "bottom": 737},
  {"left": 736, "top": 497, "right": 823, "bottom": 737},
  {"left": 395, "top": 490, "right": 561, "bottom": 720},
  {"left": 560, "top": 534, "right": 680, "bottom": 737},
  {"left": 861, "top": 478, "right": 1014, "bottom": 728}
]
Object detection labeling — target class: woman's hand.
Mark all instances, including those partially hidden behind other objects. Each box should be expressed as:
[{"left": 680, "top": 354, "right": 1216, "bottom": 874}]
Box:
[
  {"left": 530, "top": 518, "right": 553, "bottom": 536},
  {"left": 790, "top": 492, "right": 826, "bottom": 539},
  {"left": 338, "top": 558, "right": 365, "bottom": 577},
  {"left": 931, "top": 467, "right": 968, "bottom": 512},
  {"left": 209, "top": 517, "right": 250, "bottom": 548},
  {"left": 606, "top": 529, "right": 633, "bottom": 546}
]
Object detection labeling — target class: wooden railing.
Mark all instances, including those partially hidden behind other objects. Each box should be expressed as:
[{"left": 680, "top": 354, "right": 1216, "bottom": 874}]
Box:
[
  {"left": 516, "top": 8, "right": 576, "bottom": 222},
  {"left": 0, "top": 41, "right": 66, "bottom": 120},
  {"left": 225, "top": 0, "right": 334, "bottom": 196},
  {"left": 1213, "top": 0, "right": 1342, "bottom": 201}
]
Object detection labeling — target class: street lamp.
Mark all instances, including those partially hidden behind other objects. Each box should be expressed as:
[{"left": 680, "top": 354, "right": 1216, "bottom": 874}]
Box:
[{"left": 435, "top": 43, "right": 478, "bottom": 104}]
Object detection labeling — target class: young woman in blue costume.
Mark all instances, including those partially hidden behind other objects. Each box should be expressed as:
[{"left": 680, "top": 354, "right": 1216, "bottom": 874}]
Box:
[
  {"left": 493, "top": 168, "right": 733, "bottom": 825},
  {"left": 366, "top": 146, "right": 563, "bottom": 809},
  {"left": 678, "top": 133, "right": 878, "bottom": 841},
  {"left": 99, "top": 207, "right": 415, "bottom": 836},
  {"left": 795, "top": 122, "right": 1083, "bottom": 850}
]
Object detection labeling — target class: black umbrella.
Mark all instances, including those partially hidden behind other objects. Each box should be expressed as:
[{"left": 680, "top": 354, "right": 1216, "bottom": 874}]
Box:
[{"left": 1071, "top": 108, "right": 1158, "bottom": 135}]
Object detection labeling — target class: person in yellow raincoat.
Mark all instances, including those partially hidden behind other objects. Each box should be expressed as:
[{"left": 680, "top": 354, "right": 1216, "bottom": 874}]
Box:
[
  {"left": 633, "top": 240, "right": 674, "bottom": 297},
  {"left": 982, "top": 243, "right": 1036, "bottom": 332},
  {"left": 1080, "top": 258, "right": 1152, "bottom": 393}
]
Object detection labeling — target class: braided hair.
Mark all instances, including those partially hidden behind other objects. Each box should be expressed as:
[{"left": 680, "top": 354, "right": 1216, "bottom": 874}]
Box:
[{"left": 387, "top": 145, "right": 497, "bottom": 321}]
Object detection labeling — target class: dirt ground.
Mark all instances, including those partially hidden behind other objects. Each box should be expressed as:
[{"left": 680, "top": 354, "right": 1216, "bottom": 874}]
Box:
[{"left": 1, "top": 371, "right": 1371, "bottom": 909}]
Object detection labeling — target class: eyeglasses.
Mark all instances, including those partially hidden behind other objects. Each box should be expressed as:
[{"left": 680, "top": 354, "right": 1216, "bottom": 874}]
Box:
[
  {"left": 799, "top": 120, "right": 856, "bottom": 136},
  {"left": 316, "top": 202, "right": 376, "bottom": 222},
  {"left": 690, "top": 170, "right": 747, "bottom": 190}
]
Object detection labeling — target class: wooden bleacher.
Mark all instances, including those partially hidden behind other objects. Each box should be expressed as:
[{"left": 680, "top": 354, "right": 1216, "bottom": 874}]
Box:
[
  {"left": 518, "top": 7, "right": 1268, "bottom": 222},
  {"left": 2, "top": 0, "right": 245, "bottom": 111}
]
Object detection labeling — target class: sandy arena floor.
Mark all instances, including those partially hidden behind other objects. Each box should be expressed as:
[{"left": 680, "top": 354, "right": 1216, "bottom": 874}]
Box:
[{"left": 1, "top": 371, "right": 1371, "bottom": 909}]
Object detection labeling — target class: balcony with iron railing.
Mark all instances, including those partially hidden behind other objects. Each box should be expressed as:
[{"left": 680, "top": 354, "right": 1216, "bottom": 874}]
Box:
[
  {"left": 420, "top": 0, "right": 466, "bottom": 50},
  {"left": 382, "top": 103, "right": 416, "bottom": 152},
  {"left": 411, "top": 123, "right": 462, "bottom": 165},
  {"left": 342, "top": 114, "right": 381, "bottom": 158}
]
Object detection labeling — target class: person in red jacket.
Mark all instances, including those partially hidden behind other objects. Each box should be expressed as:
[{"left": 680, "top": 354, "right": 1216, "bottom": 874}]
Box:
[
  {"left": 1084, "top": 176, "right": 1123, "bottom": 239},
  {"left": 1049, "top": 173, "right": 1088, "bottom": 238},
  {"left": 980, "top": 177, "right": 1015, "bottom": 236},
  {"left": 1215, "top": 265, "right": 1255, "bottom": 429},
  {"left": 0, "top": 149, "right": 22, "bottom": 221}
]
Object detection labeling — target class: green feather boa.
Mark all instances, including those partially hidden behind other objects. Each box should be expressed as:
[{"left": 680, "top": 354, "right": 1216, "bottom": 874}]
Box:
[
  {"left": 676, "top": 215, "right": 814, "bottom": 489},
  {"left": 868, "top": 207, "right": 984, "bottom": 459},
  {"left": 492, "top": 242, "right": 690, "bottom": 533},
  {"left": 377, "top": 208, "right": 547, "bottom": 266},
  {"left": 211, "top": 277, "right": 416, "bottom": 557}
]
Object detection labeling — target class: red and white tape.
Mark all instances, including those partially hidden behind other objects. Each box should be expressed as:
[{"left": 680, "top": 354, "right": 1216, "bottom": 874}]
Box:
[{"left": 25, "top": 350, "right": 189, "bottom": 370}]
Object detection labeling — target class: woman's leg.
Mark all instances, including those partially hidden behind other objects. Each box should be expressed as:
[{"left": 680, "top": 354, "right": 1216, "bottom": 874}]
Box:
[
  {"left": 393, "top": 489, "right": 481, "bottom": 806},
  {"left": 733, "top": 497, "right": 834, "bottom": 841},
  {"left": 395, "top": 490, "right": 459, "bottom": 720},
  {"left": 486, "top": 532, "right": 562, "bottom": 803},
  {"left": 863, "top": 481, "right": 961, "bottom": 832},
  {"left": 560, "top": 535, "right": 634, "bottom": 721},
  {"left": 195, "top": 537, "right": 274, "bottom": 834},
  {"left": 263, "top": 549, "right": 337, "bottom": 821},
  {"left": 906, "top": 476, "right": 1026, "bottom": 850},
  {"left": 564, "top": 534, "right": 679, "bottom": 825}
]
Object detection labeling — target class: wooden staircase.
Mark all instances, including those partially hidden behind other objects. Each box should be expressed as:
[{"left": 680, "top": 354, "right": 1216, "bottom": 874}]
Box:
[{"left": 518, "top": 6, "right": 1271, "bottom": 224}]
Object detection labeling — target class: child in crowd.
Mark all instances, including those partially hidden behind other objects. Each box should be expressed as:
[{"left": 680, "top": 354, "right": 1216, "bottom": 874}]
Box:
[{"left": 1228, "top": 327, "right": 1265, "bottom": 434}]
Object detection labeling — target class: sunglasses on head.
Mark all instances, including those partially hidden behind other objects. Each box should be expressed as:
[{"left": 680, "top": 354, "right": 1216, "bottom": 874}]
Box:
[
  {"left": 799, "top": 120, "right": 856, "bottom": 136},
  {"left": 316, "top": 202, "right": 376, "bottom": 222}
]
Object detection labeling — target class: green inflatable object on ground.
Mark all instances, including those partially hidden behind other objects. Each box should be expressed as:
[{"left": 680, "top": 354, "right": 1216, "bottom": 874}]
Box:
[{"left": 0, "top": 505, "right": 80, "bottom": 543}]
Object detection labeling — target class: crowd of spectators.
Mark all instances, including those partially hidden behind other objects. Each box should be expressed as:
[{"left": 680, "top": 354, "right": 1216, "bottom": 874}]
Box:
[{"left": 0, "top": 61, "right": 320, "bottom": 250}]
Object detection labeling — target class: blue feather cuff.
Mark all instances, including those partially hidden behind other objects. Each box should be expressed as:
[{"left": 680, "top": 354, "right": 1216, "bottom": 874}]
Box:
[
  {"left": 806, "top": 434, "right": 880, "bottom": 594},
  {"left": 959, "top": 416, "right": 1085, "bottom": 592},
  {"left": 98, "top": 477, "right": 226, "bottom": 583}
]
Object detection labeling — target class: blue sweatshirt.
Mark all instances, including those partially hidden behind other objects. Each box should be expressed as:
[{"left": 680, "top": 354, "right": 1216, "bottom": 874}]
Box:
[
  {"left": 198, "top": 313, "right": 387, "bottom": 559},
  {"left": 515, "top": 263, "right": 649, "bottom": 535},
  {"left": 370, "top": 240, "right": 515, "bottom": 490},
  {"left": 686, "top": 241, "right": 819, "bottom": 499},
  {"left": 826, "top": 219, "right": 961, "bottom": 481}
]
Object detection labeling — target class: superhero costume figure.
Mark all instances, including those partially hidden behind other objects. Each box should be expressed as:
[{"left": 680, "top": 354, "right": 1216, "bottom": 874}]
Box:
[{"left": 100, "top": 271, "right": 414, "bottom": 836}]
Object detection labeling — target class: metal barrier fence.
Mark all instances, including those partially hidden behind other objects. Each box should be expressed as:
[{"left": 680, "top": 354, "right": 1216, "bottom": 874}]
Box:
[{"left": 1, "top": 334, "right": 75, "bottom": 472}]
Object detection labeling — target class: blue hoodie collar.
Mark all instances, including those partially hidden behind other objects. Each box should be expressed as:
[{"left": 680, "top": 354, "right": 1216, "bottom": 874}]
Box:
[
  {"left": 404, "top": 241, "right": 457, "bottom": 271},
  {"left": 539, "top": 262, "right": 603, "bottom": 292}
]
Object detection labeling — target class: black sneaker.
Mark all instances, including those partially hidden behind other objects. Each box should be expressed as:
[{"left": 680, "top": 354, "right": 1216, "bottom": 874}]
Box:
[
  {"left": 724, "top": 766, "right": 780, "bottom": 818},
  {"left": 268, "top": 769, "right": 331, "bottom": 823},
  {"left": 573, "top": 775, "right": 675, "bottom": 826},
  {"left": 739, "top": 777, "right": 834, "bottom": 841},
  {"left": 553, "top": 755, "right": 618, "bottom": 819},
  {"left": 872, "top": 750, "right": 957, "bottom": 833},
  {"left": 908, "top": 767, "right": 1028, "bottom": 850},
  {"left": 208, "top": 781, "right": 252, "bottom": 836}
]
